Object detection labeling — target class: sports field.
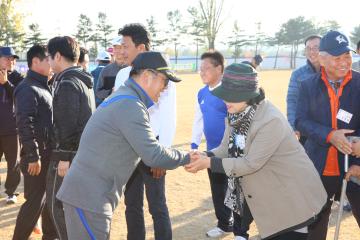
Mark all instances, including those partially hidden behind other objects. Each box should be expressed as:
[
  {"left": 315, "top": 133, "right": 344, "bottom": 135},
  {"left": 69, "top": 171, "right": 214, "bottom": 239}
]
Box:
[{"left": 1, "top": 70, "right": 359, "bottom": 239}]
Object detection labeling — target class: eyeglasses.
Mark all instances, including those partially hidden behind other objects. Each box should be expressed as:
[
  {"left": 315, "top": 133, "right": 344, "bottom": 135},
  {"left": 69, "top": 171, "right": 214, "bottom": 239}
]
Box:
[
  {"left": 305, "top": 46, "right": 320, "bottom": 52},
  {"left": 147, "top": 69, "right": 169, "bottom": 87}
]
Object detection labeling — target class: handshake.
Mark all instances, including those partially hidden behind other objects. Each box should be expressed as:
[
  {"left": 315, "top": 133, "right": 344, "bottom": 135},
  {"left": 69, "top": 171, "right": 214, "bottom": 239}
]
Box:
[{"left": 184, "top": 151, "right": 212, "bottom": 173}]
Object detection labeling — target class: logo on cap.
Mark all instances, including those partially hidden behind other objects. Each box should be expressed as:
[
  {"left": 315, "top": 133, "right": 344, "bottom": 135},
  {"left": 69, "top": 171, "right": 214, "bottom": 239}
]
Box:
[{"left": 335, "top": 35, "right": 347, "bottom": 44}]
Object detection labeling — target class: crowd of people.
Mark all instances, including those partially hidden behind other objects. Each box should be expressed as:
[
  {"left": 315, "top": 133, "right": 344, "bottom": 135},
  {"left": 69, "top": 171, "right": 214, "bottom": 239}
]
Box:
[{"left": 0, "top": 23, "right": 360, "bottom": 240}]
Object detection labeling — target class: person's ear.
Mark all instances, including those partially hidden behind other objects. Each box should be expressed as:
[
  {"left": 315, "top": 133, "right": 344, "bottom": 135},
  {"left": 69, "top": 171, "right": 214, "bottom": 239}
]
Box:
[
  {"left": 32, "top": 57, "right": 40, "bottom": 67},
  {"left": 54, "top": 52, "right": 61, "bottom": 62},
  {"left": 137, "top": 44, "right": 146, "bottom": 52},
  {"left": 318, "top": 55, "right": 326, "bottom": 67}
]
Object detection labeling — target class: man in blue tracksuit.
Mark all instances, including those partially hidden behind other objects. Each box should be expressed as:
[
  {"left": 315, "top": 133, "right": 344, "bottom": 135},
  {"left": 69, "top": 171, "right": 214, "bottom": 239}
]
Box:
[{"left": 191, "top": 51, "right": 250, "bottom": 240}]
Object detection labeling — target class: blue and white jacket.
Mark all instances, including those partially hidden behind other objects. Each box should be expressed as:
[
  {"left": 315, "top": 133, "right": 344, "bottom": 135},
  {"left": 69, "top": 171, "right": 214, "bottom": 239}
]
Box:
[
  {"left": 191, "top": 85, "right": 227, "bottom": 151},
  {"left": 286, "top": 60, "right": 318, "bottom": 130}
]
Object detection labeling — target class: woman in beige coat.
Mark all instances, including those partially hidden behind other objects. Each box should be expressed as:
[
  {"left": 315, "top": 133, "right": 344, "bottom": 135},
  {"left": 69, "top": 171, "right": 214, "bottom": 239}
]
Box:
[{"left": 186, "top": 63, "right": 327, "bottom": 240}]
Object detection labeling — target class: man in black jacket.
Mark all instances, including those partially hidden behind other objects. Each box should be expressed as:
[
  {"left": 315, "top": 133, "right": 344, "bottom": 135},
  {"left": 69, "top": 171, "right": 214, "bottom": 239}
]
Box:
[
  {"left": 46, "top": 36, "right": 95, "bottom": 239},
  {"left": 13, "top": 44, "right": 58, "bottom": 240},
  {"left": 0, "top": 46, "right": 22, "bottom": 204}
]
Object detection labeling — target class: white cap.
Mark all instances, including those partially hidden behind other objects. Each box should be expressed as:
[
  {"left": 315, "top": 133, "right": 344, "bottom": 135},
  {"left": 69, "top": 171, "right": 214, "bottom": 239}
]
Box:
[
  {"left": 111, "top": 36, "right": 123, "bottom": 46},
  {"left": 96, "top": 51, "right": 111, "bottom": 61}
]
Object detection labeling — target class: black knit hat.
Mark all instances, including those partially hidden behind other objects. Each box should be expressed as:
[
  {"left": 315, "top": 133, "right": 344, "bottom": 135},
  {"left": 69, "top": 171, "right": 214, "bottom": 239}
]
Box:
[{"left": 211, "top": 63, "right": 259, "bottom": 102}]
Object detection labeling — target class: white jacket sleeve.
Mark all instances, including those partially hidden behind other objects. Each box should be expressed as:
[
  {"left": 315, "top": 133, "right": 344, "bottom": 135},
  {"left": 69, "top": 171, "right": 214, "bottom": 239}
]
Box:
[
  {"left": 157, "top": 81, "right": 177, "bottom": 147},
  {"left": 113, "top": 66, "right": 132, "bottom": 91},
  {"left": 191, "top": 99, "right": 203, "bottom": 149}
]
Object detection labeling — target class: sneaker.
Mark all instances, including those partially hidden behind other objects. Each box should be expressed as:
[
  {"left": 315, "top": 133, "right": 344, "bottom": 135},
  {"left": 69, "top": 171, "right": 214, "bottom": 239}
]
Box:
[
  {"left": 343, "top": 202, "right": 352, "bottom": 212},
  {"left": 206, "top": 227, "right": 229, "bottom": 238},
  {"left": 234, "top": 236, "right": 247, "bottom": 240},
  {"left": 6, "top": 195, "right": 17, "bottom": 204}
]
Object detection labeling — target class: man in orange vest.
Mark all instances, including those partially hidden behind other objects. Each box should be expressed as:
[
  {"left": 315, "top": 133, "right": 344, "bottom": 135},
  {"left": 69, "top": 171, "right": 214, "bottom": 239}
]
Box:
[{"left": 295, "top": 30, "right": 360, "bottom": 240}]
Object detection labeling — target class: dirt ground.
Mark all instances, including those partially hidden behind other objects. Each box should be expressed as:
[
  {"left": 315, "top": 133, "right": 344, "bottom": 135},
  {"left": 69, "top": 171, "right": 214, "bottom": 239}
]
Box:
[{"left": 1, "top": 70, "right": 359, "bottom": 239}]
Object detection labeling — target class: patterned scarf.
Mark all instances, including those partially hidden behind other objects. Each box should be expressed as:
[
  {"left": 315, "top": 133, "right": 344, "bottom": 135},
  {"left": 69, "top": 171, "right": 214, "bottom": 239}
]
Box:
[{"left": 224, "top": 105, "right": 257, "bottom": 216}]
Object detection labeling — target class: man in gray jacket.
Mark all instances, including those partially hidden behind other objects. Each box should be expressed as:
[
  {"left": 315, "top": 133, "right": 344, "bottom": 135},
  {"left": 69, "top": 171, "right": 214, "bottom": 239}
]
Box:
[{"left": 57, "top": 51, "right": 190, "bottom": 240}]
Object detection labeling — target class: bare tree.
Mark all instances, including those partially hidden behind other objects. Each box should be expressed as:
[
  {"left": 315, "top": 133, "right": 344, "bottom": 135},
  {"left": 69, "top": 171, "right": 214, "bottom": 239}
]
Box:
[{"left": 188, "top": 0, "right": 225, "bottom": 50}]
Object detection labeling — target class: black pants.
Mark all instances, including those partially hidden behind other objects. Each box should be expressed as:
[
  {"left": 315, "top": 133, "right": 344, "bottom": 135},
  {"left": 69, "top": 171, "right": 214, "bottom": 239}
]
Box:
[
  {"left": 307, "top": 176, "right": 360, "bottom": 240},
  {"left": 268, "top": 231, "right": 308, "bottom": 240},
  {"left": 46, "top": 160, "right": 68, "bottom": 240},
  {"left": 124, "top": 161, "right": 171, "bottom": 240},
  {"left": 13, "top": 161, "right": 57, "bottom": 240},
  {"left": 207, "top": 169, "right": 252, "bottom": 238},
  {"left": 0, "top": 134, "right": 20, "bottom": 196},
  {"left": 207, "top": 169, "right": 233, "bottom": 231}
]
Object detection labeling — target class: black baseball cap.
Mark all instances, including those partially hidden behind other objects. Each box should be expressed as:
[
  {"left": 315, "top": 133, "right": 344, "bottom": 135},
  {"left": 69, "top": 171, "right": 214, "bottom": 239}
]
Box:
[
  {"left": 0, "top": 47, "right": 19, "bottom": 59},
  {"left": 319, "top": 30, "right": 355, "bottom": 56},
  {"left": 131, "top": 51, "right": 181, "bottom": 82}
]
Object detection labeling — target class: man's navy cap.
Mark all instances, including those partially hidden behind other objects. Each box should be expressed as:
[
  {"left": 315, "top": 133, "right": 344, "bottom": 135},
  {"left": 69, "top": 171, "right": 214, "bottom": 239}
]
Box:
[
  {"left": 0, "top": 47, "right": 19, "bottom": 59},
  {"left": 319, "top": 30, "right": 355, "bottom": 56},
  {"left": 132, "top": 51, "right": 181, "bottom": 82}
]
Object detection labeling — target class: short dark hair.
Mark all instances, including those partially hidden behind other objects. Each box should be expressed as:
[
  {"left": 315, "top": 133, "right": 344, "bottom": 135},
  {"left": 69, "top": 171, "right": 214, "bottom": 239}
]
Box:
[
  {"left": 247, "top": 87, "right": 265, "bottom": 105},
  {"left": 304, "top": 35, "right": 321, "bottom": 46},
  {"left": 27, "top": 44, "right": 47, "bottom": 68},
  {"left": 118, "top": 23, "right": 151, "bottom": 51},
  {"left": 99, "top": 59, "right": 110, "bottom": 64},
  {"left": 254, "top": 54, "right": 263, "bottom": 65},
  {"left": 201, "top": 51, "right": 225, "bottom": 73},
  {"left": 47, "top": 36, "right": 80, "bottom": 63},
  {"left": 78, "top": 47, "right": 89, "bottom": 64},
  {"left": 357, "top": 40, "right": 360, "bottom": 51}
]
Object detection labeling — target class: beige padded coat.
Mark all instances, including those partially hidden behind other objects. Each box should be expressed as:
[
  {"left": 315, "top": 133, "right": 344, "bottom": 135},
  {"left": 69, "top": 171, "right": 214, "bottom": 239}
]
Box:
[{"left": 211, "top": 100, "right": 327, "bottom": 239}]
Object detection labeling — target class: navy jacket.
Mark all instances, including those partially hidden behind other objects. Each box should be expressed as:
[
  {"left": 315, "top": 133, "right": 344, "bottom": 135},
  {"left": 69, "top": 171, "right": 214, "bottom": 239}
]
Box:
[
  {"left": 0, "top": 70, "right": 23, "bottom": 136},
  {"left": 91, "top": 63, "right": 108, "bottom": 106},
  {"left": 14, "top": 70, "right": 53, "bottom": 164},
  {"left": 295, "top": 70, "right": 360, "bottom": 185}
]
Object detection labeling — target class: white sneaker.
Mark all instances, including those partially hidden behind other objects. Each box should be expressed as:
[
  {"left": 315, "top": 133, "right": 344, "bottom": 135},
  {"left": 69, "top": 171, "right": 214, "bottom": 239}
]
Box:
[
  {"left": 6, "top": 195, "right": 17, "bottom": 204},
  {"left": 206, "top": 227, "right": 229, "bottom": 238},
  {"left": 234, "top": 236, "right": 247, "bottom": 240}
]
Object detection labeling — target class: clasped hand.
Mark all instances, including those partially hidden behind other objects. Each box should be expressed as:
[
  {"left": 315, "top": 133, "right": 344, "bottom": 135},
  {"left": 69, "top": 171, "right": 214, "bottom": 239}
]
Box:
[
  {"left": 329, "top": 129, "right": 360, "bottom": 157},
  {"left": 184, "top": 151, "right": 211, "bottom": 173}
]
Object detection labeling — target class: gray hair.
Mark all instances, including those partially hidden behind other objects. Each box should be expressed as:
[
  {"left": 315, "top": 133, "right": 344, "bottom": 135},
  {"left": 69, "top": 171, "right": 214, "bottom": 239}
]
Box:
[{"left": 319, "top": 51, "right": 329, "bottom": 56}]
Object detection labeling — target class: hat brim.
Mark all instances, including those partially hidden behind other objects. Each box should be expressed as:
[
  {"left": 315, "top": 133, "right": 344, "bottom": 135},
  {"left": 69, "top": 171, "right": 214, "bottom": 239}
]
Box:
[
  {"left": 0, "top": 54, "right": 19, "bottom": 59},
  {"left": 160, "top": 70, "right": 181, "bottom": 82},
  {"left": 211, "top": 84, "right": 260, "bottom": 102},
  {"left": 327, "top": 46, "right": 356, "bottom": 56}
]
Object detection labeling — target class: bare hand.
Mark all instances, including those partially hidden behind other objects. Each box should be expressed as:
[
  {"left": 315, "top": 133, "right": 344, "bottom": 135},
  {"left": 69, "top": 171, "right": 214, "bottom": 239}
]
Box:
[
  {"left": 189, "top": 151, "right": 206, "bottom": 162},
  {"left": 150, "top": 168, "right": 166, "bottom": 178},
  {"left": 294, "top": 131, "right": 300, "bottom": 140},
  {"left": 185, "top": 154, "right": 211, "bottom": 173},
  {"left": 57, "top": 161, "right": 70, "bottom": 177},
  {"left": 345, "top": 165, "right": 360, "bottom": 181},
  {"left": 329, "top": 129, "right": 354, "bottom": 154},
  {"left": 0, "top": 69, "right": 8, "bottom": 85},
  {"left": 351, "top": 139, "right": 360, "bottom": 158},
  {"left": 28, "top": 160, "right": 41, "bottom": 176}
]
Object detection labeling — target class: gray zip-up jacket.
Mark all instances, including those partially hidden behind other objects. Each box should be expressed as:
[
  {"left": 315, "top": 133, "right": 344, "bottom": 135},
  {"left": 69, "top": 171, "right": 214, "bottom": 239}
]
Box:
[{"left": 57, "top": 78, "right": 190, "bottom": 215}]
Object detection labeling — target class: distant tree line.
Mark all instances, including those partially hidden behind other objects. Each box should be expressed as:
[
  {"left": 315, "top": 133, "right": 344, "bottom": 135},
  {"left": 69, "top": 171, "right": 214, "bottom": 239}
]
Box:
[{"left": 1, "top": 0, "right": 360, "bottom": 69}]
